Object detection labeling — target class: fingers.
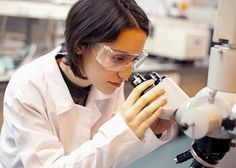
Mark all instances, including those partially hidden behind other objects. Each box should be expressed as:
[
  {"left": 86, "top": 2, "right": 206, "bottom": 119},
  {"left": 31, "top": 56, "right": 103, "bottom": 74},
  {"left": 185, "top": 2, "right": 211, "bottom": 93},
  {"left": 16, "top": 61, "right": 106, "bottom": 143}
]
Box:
[
  {"left": 120, "top": 79, "right": 168, "bottom": 139},
  {"left": 141, "top": 107, "right": 164, "bottom": 130},
  {"left": 134, "top": 84, "right": 165, "bottom": 113},
  {"left": 123, "top": 80, "right": 155, "bottom": 107},
  {"left": 135, "top": 95, "right": 167, "bottom": 125},
  {"left": 151, "top": 118, "right": 175, "bottom": 134}
]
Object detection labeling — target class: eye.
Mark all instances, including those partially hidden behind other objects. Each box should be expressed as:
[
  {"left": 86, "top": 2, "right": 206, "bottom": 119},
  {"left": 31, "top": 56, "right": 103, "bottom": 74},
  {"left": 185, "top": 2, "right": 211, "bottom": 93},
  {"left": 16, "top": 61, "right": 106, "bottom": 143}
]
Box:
[{"left": 111, "top": 55, "right": 128, "bottom": 63}]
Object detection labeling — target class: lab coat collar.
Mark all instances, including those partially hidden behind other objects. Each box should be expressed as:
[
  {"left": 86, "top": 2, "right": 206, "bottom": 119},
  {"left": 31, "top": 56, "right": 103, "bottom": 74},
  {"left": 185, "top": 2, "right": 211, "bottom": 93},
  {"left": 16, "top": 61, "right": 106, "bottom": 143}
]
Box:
[
  {"left": 44, "top": 46, "right": 74, "bottom": 114},
  {"left": 45, "top": 46, "right": 115, "bottom": 117}
]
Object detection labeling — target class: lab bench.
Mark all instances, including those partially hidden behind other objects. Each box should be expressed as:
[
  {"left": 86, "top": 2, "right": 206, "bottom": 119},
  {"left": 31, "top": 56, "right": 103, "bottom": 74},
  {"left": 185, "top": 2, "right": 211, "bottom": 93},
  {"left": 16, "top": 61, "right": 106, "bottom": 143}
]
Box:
[{"left": 128, "top": 134, "right": 236, "bottom": 168}]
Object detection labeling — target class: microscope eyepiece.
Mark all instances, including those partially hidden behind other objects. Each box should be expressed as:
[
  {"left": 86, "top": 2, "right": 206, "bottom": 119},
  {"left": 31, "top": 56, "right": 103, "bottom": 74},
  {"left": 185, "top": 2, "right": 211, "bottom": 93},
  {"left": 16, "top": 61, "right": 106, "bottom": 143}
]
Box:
[
  {"left": 144, "top": 71, "right": 162, "bottom": 85},
  {"left": 128, "top": 73, "right": 146, "bottom": 88}
]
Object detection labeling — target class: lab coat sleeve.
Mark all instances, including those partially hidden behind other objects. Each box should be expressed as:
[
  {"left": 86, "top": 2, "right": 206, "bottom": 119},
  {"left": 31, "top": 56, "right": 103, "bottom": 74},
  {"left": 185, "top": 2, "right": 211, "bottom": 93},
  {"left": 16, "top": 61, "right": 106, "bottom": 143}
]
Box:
[
  {"left": 1, "top": 79, "right": 172, "bottom": 168},
  {"left": 98, "top": 114, "right": 174, "bottom": 168}
]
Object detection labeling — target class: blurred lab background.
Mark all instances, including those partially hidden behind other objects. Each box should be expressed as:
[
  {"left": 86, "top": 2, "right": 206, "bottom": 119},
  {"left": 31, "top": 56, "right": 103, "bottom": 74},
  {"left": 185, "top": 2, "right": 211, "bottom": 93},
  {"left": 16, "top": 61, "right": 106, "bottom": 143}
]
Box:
[{"left": 0, "top": 0, "right": 235, "bottom": 167}]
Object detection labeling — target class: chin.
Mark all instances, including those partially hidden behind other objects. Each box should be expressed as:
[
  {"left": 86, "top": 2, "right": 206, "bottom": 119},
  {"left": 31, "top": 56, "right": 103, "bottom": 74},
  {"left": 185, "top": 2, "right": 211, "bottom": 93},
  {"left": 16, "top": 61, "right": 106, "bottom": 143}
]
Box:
[
  {"left": 102, "top": 89, "right": 116, "bottom": 95},
  {"left": 98, "top": 86, "right": 117, "bottom": 95}
]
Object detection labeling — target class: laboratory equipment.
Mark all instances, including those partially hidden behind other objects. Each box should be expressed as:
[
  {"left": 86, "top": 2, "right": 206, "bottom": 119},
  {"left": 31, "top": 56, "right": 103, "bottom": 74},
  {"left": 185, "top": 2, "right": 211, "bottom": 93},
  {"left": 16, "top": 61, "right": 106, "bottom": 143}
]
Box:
[
  {"left": 129, "top": 0, "right": 236, "bottom": 167},
  {"left": 144, "top": 16, "right": 211, "bottom": 61},
  {"left": 174, "top": 0, "right": 236, "bottom": 167}
]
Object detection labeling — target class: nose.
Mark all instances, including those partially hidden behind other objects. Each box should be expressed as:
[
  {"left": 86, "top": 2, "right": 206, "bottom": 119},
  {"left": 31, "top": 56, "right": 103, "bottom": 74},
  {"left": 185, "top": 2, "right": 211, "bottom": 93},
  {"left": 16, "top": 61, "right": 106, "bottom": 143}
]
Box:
[{"left": 118, "top": 65, "right": 133, "bottom": 81}]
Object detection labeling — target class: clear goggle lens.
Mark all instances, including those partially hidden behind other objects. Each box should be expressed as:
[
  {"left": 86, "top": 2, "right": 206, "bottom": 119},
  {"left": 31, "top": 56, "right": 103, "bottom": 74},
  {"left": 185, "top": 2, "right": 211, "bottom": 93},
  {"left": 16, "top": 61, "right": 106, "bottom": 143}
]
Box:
[{"left": 95, "top": 44, "right": 148, "bottom": 72}]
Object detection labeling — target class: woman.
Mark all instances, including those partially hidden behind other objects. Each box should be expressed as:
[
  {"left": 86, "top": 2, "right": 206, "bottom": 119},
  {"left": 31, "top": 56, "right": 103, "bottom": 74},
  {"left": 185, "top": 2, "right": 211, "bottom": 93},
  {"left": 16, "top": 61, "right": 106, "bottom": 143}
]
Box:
[{"left": 0, "top": 0, "right": 174, "bottom": 167}]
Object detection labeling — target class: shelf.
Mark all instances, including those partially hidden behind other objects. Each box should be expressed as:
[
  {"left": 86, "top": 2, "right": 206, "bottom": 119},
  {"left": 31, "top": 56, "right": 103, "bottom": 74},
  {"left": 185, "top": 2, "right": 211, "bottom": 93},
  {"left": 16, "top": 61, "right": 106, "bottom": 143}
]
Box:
[{"left": 0, "top": 0, "right": 72, "bottom": 20}]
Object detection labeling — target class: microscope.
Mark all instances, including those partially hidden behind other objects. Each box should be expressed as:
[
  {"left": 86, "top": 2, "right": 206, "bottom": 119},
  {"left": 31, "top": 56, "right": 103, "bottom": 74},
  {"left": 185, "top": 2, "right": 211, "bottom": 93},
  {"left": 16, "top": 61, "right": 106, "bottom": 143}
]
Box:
[
  {"left": 174, "top": 0, "right": 236, "bottom": 167},
  {"left": 129, "top": 0, "right": 236, "bottom": 167}
]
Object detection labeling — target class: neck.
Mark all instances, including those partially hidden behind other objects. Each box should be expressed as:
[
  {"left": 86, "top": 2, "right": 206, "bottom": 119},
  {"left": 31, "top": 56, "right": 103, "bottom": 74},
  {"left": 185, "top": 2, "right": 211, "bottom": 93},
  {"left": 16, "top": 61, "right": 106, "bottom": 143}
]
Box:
[{"left": 58, "top": 58, "right": 91, "bottom": 87}]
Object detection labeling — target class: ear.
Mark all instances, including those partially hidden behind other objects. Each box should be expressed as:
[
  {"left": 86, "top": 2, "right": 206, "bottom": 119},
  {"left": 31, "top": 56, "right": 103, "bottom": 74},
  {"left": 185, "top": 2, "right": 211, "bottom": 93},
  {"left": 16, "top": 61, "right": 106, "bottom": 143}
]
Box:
[{"left": 75, "top": 44, "right": 86, "bottom": 55}]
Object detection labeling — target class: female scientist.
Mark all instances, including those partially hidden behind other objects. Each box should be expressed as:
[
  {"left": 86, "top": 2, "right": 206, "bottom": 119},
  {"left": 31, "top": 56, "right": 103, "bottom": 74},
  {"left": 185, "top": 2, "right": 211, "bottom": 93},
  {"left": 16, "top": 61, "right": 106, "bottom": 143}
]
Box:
[{"left": 0, "top": 0, "right": 174, "bottom": 167}]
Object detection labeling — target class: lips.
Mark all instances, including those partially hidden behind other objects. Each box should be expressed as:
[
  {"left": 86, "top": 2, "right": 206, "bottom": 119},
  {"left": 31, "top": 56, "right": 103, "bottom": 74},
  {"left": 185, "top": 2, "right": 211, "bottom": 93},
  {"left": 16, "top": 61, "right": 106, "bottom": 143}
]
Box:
[{"left": 109, "top": 81, "right": 122, "bottom": 88}]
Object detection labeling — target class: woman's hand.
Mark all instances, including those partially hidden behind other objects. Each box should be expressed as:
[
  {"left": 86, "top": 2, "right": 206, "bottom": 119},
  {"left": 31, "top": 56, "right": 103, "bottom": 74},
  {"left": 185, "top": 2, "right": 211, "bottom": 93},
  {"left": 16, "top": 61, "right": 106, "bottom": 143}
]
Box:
[
  {"left": 150, "top": 118, "right": 175, "bottom": 135},
  {"left": 119, "top": 80, "right": 167, "bottom": 139}
]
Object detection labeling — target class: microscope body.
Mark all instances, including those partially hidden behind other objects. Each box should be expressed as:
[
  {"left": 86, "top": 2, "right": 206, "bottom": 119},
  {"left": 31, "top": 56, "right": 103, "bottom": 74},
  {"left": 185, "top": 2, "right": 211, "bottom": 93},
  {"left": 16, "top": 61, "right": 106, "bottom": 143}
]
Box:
[
  {"left": 174, "top": 0, "right": 236, "bottom": 167},
  {"left": 175, "top": 0, "right": 236, "bottom": 141}
]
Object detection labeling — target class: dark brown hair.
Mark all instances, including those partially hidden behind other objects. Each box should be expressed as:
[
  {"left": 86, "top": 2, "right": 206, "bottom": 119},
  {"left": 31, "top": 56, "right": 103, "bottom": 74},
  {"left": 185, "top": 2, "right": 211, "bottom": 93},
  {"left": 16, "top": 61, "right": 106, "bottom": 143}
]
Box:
[{"left": 64, "top": 0, "right": 149, "bottom": 79}]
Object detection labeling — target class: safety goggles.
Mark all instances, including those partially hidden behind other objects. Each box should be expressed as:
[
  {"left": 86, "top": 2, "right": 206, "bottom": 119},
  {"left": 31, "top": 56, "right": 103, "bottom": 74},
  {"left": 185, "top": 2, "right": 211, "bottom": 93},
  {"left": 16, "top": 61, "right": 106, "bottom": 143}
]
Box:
[{"left": 94, "top": 43, "right": 148, "bottom": 72}]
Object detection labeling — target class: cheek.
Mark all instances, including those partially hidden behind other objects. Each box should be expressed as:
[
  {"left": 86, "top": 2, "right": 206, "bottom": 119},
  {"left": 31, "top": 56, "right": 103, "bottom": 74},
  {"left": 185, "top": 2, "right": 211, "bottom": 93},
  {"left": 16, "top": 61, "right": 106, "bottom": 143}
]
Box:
[
  {"left": 82, "top": 54, "right": 122, "bottom": 94},
  {"left": 83, "top": 57, "right": 111, "bottom": 83}
]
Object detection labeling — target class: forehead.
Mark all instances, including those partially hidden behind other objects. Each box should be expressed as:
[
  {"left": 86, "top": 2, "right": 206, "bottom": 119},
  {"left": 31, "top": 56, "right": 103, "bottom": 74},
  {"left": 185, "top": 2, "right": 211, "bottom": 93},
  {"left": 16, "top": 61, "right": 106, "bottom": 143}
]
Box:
[{"left": 107, "top": 28, "right": 147, "bottom": 53}]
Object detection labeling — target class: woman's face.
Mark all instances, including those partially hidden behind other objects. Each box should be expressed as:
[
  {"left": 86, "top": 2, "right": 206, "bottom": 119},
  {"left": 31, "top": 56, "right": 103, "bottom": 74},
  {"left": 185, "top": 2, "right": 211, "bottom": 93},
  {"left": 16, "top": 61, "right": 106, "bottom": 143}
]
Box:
[{"left": 82, "top": 28, "right": 147, "bottom": 94}]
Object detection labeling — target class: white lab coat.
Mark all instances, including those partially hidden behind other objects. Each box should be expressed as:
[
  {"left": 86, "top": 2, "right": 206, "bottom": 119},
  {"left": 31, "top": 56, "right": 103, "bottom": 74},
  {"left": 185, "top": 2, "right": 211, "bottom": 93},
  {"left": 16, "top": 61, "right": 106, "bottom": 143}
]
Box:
[{"left": 0, "top": 46, "right": 172, "bottom": 168}]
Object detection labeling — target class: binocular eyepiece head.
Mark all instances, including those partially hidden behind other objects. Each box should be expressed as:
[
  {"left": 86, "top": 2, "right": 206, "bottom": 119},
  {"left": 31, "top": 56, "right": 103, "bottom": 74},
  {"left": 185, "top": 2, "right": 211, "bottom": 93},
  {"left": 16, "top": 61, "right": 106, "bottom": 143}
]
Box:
[{"left": 128, "top": 71, "right": 165, "bottom": 87}]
